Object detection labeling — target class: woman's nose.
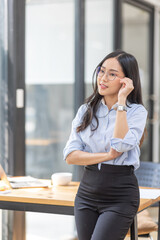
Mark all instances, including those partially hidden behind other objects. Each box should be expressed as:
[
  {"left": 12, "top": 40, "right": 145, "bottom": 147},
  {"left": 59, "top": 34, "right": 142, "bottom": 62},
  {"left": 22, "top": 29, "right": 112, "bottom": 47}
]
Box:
[{"left": 101, "top": 72, "right": 108, "bottom": 82}]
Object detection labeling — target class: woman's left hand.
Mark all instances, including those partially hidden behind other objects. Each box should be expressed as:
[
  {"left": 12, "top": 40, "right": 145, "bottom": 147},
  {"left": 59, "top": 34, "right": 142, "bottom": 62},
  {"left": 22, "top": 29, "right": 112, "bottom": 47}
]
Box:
[{"left": 118, "top": 77, "right": 134, "bottom": 99}]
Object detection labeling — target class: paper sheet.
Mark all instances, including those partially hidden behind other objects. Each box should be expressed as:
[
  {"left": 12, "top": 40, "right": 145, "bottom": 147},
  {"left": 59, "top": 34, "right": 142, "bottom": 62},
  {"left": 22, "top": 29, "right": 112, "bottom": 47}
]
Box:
[
  {"left": 7, "top": 176, "right": 38, "bottom": 183},
  {"left": 140, "top": 188, "right": 160, "bottom": 199}
]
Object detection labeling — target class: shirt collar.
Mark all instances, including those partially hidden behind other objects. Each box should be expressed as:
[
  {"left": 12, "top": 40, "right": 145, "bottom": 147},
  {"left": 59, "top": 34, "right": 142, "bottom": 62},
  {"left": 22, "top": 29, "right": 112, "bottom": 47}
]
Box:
[
  {"left": 101, "top": 98, "right": 106, "bottom": 106},
  {"left": 100, "top": 98, "right": 117, "bottom": 111},
  {"left": 100, "top": 98, "right": 131, "bottom": 110}
]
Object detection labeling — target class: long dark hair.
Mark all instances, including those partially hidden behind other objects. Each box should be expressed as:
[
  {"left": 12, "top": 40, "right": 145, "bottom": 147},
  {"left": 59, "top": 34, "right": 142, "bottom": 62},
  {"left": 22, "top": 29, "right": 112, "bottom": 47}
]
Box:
[{"left": 77, "top": 49, "right": 144, "bottom": 135}]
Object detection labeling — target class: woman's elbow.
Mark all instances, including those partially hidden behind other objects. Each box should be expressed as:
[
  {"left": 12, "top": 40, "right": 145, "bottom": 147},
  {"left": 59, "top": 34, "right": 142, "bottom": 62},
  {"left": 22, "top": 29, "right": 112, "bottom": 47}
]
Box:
[
  {"left": 66, "top": 151, "right": 79, "bottom": 165},
  {"left": 66, "top": 155, "right": 72, "bottom": 165},
  {"left": 66, "top": 152, "right": 75, "bottom": 165}
]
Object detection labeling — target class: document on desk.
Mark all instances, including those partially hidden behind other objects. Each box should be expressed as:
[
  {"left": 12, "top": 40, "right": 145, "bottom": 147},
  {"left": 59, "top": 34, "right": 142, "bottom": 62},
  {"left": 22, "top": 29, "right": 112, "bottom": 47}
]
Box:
[
  {"left": 7, "top": 176, "right": 37, "bottom": 182},
  {"left": 7, "top": 176, "right": 48, "bottom": 188},
  {"left": 140, "top": 188, "right": 160, "bottom": 199}
]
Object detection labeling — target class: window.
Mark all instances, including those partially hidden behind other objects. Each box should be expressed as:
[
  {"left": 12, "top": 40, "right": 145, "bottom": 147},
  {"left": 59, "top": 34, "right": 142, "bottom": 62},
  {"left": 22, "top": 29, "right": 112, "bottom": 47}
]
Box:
[
  {"left": 121, "top": 2, "right": 153, "bottom": 162},
  {"left": 85, "top": 0, "right": 114, "bottom": 97},
  {"left": 25, "top": 0, "right": 74, "bottom": 178},
  {"left": 0, "top": 0, "right": 8, "bottom": 170},
  {"left": 25, "top": 1, "right": 75, "bottom": 239},
  {"left": 0, "top": 0, "right": 8, "bottom": 239}
]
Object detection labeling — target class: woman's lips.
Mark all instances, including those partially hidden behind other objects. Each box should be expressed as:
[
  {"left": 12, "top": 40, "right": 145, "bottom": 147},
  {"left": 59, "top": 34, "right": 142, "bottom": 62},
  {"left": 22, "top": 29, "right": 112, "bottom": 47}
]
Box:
[{"left": 100, "top": 84, "right": 108, "bottom": 89}]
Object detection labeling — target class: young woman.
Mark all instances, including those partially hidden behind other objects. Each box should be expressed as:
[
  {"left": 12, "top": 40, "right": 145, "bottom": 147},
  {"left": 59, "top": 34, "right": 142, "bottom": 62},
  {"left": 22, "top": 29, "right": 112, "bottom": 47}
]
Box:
[{"left": 63, "top": 50, "right": 148, "bottom": 240}]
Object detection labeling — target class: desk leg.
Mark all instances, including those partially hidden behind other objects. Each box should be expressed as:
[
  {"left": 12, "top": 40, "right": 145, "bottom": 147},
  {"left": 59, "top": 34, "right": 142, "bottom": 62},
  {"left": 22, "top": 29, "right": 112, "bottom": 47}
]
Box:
[
  {"left": 13, "top": 211, "right": 26, "bottom": 240},
  {"left": 158, "top": 202, "right": 160, "bottom": 240},
  {"left": 130, "top": 215, "right": 138, "bottom": 240}
]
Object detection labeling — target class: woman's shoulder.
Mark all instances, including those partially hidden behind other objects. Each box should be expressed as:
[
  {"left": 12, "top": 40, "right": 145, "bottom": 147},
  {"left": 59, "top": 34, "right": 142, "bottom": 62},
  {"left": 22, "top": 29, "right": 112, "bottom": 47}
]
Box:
[
  {"left": 74, "top": 103, "right": 88, "bottom": 121},
  {"left": 77, "top": 103, "right": 88, "bottom": 114},
  {"left": 127, "top": 102, "right": 148, "bottom": 115}
]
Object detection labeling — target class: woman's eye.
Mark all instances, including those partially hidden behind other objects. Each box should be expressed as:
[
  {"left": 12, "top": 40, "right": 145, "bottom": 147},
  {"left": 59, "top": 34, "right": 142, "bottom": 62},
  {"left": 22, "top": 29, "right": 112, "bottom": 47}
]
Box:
[
  {"left": 109, "top": 73, "right": 116, "bottom": 77},
  {"left": 100, "top": 69, "right": 104, "bottom": 74}
]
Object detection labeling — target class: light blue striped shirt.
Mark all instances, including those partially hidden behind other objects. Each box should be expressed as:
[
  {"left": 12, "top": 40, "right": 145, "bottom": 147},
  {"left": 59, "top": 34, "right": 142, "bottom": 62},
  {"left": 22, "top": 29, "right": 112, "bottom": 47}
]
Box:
[{"left": 63, "top": 100, "right": 148, "bottom": 170}]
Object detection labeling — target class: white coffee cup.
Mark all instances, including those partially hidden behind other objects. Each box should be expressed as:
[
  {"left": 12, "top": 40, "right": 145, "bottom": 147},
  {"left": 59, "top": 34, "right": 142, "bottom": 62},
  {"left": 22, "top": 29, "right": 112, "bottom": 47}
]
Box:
[{"left": 51, "top": 172, "right": 72, "bottom": 186}]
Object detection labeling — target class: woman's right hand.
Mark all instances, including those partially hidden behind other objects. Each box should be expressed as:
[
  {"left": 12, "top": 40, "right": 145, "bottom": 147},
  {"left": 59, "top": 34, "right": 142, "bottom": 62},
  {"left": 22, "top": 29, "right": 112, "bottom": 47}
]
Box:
[
  {"left": 66, "top": 149, "right": 123, "bottom": 166},
  {"left": 108, "top": 148, "right": 122, "bottom": 159}
]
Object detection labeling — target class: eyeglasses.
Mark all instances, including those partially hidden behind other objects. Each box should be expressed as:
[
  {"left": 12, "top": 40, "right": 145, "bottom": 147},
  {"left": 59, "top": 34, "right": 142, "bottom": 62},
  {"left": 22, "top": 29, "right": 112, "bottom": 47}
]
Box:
[{"left": 97, "top": 66, "right": 122, "bottom": 81}]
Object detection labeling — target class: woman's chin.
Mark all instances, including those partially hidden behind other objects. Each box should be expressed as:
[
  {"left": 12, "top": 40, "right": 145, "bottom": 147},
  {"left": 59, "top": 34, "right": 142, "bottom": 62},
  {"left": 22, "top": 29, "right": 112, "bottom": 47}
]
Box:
[{"left": 98, "top": 88, "right": 107, "bottom": 96}]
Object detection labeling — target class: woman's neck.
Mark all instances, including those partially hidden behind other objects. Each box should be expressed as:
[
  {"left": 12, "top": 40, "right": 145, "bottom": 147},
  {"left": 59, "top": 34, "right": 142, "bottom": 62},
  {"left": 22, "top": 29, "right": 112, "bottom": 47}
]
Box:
[{"left": 104, "top": 96, "right": 118, "bottom": 110}]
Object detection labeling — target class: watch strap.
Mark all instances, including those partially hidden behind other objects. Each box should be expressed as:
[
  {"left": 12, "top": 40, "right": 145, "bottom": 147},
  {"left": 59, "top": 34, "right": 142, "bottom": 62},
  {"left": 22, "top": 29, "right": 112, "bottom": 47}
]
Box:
[{"left": 113, "top": 103, "right": 127, "bottom": 112}]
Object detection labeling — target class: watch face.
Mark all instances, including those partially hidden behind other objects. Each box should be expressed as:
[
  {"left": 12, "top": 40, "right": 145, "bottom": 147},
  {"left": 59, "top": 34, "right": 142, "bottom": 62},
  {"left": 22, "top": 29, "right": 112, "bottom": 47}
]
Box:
[
  {"left": 117, "top": 105, "right": 127, "bottom": 111},
  {"left": 118, "top": 105, "right": 123, "bottom": 111}
]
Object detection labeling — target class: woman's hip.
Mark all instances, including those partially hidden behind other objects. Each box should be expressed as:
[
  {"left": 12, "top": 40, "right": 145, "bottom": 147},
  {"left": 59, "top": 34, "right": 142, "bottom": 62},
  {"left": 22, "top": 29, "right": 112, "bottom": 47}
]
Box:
[{"left": 77, "top": 164, "right": 139, "bottom": 205}]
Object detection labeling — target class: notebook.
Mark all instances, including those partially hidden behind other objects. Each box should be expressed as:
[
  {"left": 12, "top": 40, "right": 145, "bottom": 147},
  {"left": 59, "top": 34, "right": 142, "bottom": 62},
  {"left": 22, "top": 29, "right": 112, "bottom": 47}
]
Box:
[{"left": 0, "top": 164, "right": 48, "bottom": 189}]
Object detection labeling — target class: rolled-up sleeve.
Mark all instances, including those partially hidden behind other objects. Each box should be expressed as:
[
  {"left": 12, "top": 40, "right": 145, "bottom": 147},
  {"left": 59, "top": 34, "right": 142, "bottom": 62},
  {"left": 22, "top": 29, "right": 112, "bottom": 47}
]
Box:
[
  {"left": 110, "top": 106, "right": 148, "bottom": 152},
  {"left": 63, "top": 105, "right": 86, "bottom": 161}
]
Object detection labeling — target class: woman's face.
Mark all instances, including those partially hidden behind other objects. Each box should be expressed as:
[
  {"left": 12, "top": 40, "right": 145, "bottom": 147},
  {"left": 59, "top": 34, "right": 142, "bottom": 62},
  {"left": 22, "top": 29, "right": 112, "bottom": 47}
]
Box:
[{"left": 97, "top": 57, "right": 125, "bottom": 99}]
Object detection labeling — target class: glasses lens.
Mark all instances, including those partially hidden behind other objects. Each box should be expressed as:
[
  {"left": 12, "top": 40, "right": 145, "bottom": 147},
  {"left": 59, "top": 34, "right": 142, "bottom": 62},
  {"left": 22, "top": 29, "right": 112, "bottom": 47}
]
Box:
[
  {"left": 108, "top": 73, "right": 116, "bottom": 81},
  {"left": 97, "top": 67, "right": 117, "bottom": 81},
  {"left": 97, "top": 66, "right": 100, "bottom": 75},
  {"left": 97, "top": 67, "right": 104, "bottom": 77}
]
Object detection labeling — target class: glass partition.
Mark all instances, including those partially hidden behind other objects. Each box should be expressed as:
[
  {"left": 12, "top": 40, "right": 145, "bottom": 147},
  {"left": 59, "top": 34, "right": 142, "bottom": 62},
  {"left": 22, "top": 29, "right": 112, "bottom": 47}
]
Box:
[
  {"left": 122, "top": 3, "right": 150, "bottom": 106},
  {"left": 122, "top": 2, "right": 151, "bottom": 162},
  {"left": 25, "top": 0, "right": 74, "bottom": 178},
  {"left": 0, "top": 0, "right": 8, "bottom": 170},
  {"left": 25, "top": 1, "right": 75, "bottom": 239},
  {"left": 0, "top": 1, "right": 8, "bottom": 239},
  {"left": 85, "top": 0, "right": 113, "bottom": 97},
  {"left": 159, "top": 12, "right": 160, "bottom": 160}
]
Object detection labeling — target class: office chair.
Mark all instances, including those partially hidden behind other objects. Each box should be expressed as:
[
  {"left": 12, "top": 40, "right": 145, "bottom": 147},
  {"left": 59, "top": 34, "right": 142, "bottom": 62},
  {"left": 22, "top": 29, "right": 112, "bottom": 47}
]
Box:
[
  {"left": 135, "top": 161, "right": 160, "bottom": 188},
  {"left": 127, "top": 161, "right": 160, "bottom": 239}
]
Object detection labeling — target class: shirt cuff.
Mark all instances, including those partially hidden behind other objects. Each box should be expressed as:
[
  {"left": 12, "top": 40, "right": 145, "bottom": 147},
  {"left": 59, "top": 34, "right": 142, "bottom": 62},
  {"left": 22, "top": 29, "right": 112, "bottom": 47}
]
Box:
[
  {"left": 63, "top": 145, "right": 84, "bottom": 161},
  {"left": 110, "top": 130, "right": 138, "bottom": 152}
]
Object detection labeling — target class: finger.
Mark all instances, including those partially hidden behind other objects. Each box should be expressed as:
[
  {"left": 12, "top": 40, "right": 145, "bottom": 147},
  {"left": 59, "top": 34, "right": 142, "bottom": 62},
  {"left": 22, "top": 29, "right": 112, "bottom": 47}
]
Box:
[
  {"left": 120, "top": 78, "right": 134, "bottom": 88},
  {"left": 120, "top": 78, "right": 133, "bottom": 84}
]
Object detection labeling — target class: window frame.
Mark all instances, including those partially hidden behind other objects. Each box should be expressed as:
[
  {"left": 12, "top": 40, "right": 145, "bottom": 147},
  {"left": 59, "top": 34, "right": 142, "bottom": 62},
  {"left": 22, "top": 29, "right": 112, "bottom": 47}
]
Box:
[{"left": 114, "top": 0, "right": 155, "bottom": 162}]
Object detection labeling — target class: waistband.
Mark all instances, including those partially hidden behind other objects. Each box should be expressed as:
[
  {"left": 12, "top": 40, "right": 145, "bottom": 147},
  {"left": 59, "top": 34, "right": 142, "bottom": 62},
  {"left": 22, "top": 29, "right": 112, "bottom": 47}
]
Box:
[{"left": 85, "top": 164, "right": 134, "bottom": 174}]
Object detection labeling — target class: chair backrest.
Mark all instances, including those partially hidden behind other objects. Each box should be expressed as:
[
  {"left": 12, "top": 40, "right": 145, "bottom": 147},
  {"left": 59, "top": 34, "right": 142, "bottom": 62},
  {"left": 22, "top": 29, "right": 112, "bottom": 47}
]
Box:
[{"left": 135, "top": 161, "right": 160, "bottom": 188}]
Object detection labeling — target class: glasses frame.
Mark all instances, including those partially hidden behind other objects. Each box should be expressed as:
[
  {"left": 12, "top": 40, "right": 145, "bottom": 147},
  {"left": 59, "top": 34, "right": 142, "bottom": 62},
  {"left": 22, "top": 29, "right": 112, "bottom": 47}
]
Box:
[{"left": 97, "top": 66, "right": 124, "bottom": 81}]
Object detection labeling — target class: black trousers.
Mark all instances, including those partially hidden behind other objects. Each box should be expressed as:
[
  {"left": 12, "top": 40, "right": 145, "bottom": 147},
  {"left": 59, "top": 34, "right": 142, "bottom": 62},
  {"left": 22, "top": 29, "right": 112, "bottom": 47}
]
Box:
[{"left": 74, "top": 164, "right": 139, "bottom": 240}]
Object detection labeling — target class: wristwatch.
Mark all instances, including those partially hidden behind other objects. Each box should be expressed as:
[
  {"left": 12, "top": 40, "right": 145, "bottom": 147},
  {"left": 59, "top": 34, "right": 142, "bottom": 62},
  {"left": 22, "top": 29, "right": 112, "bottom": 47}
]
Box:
[
  {"left": 113, "top": 103, "right": 127, "bottom": 112},
  {"left": 117, "top": 105, "right": 127, "bottom": 112}
]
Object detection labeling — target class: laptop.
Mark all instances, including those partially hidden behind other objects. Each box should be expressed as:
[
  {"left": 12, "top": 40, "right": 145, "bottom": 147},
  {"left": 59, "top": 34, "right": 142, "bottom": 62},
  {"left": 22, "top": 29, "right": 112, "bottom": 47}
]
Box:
[{"left": 0, "top": 164, "right": 49, "bottom": 189}]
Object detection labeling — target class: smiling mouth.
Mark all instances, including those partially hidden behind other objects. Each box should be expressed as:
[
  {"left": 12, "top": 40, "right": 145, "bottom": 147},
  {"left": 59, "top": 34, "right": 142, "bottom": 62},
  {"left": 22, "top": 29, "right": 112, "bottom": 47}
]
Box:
[{"left": 100, "top": 84, "right": 108, "bottom": 89}]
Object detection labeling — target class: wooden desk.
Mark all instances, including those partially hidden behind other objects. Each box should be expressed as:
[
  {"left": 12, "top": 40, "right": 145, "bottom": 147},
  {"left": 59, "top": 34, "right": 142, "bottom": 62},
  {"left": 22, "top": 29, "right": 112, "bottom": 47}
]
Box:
[
  {"left": 0, "top": 181, "right": 159, "bottom": 240},
  {"left": 0, "top": 181, "right": 78, "bottom": 215}
]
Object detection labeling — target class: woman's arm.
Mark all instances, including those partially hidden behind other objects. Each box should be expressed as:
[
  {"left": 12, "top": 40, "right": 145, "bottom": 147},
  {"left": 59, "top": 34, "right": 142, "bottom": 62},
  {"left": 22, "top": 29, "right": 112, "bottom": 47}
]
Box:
[
  {"left": 66, "top": 149, "right": 121, "bottom": 165},
  {"left": 113, "top": 78, "right": 134, "bottom": 139},
  {"left": 113, "top": 97, "right": 129, "bottom": 139}
]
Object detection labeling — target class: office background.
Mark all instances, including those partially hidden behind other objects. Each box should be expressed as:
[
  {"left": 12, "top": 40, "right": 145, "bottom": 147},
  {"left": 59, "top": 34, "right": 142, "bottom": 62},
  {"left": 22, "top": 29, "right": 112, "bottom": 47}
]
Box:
[{"left": 0, "top": 0, "right": 160, "bottom": 239}]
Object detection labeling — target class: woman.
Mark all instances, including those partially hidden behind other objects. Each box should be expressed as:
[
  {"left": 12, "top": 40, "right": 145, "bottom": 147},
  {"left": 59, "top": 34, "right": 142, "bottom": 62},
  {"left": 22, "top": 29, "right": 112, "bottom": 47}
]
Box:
[{"left": 63, "top": 50, "right": 148, "bottom": 240}]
